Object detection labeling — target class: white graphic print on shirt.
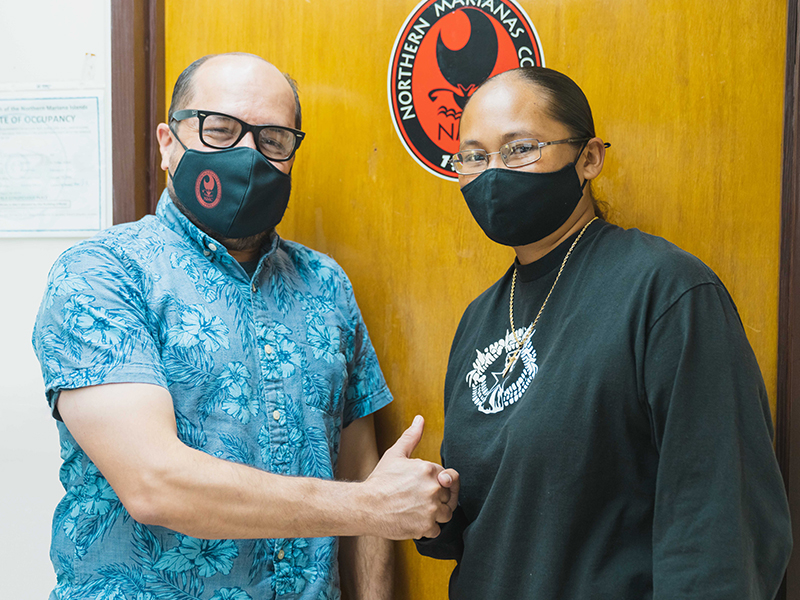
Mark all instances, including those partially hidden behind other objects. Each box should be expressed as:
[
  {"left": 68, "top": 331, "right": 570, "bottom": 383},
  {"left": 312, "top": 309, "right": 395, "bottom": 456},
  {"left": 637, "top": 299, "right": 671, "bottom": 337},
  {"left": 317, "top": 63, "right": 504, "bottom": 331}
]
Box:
[{"left": 465, "top": 326, "right": 538, "bottom": 414}]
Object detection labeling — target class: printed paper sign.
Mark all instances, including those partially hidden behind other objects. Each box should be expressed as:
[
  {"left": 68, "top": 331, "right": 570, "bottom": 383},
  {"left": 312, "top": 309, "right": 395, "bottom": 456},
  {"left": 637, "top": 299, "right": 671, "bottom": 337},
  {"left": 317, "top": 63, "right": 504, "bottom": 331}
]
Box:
[{"left": 0, "top": 94, "right": 105, "bottom": 236}]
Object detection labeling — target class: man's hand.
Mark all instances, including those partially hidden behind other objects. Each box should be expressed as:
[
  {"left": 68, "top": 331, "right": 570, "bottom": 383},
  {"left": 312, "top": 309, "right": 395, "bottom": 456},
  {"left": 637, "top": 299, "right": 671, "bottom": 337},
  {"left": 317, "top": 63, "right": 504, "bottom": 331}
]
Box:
[
  {"left": 437, "top": 467, "right": 460, "bottom": 516},
  {"left": 360, "top": 415, "right": 457, "bottom": 540}
]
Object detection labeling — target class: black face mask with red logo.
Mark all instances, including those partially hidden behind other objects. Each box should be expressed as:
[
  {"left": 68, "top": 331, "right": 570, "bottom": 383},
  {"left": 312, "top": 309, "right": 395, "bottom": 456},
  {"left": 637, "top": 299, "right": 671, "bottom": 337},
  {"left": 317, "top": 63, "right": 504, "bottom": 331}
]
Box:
[{"left": 169, "top": 146, "right": 291, "bottom": 239}]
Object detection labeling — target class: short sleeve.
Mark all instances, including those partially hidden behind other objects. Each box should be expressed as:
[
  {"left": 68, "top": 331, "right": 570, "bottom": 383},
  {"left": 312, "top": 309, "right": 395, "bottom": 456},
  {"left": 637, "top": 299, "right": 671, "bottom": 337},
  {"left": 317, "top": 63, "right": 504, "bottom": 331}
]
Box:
[
  {"left": 644, "top": 282, "right": 791, "bottom": 599},
  {"left": 32, "top": 243, "right": 168, "bottom": 417},
  {"left": 337, "top": 271, "right": 392, "bottom": 427}
]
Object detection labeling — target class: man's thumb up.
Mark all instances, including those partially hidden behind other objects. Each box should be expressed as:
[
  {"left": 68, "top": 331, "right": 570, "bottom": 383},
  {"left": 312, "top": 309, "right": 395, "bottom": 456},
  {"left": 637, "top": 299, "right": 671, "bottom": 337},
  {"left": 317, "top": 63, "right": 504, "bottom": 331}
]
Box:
[{"left": 389, "top": 415, "right": 425, "bottom": 458}]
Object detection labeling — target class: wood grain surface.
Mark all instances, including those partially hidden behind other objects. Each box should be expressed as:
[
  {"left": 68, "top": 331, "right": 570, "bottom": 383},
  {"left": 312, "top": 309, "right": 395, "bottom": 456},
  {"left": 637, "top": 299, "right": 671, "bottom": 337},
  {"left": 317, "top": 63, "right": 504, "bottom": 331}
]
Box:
[{"left": 164, "top": 1, "right": 787, "bottom": 596}]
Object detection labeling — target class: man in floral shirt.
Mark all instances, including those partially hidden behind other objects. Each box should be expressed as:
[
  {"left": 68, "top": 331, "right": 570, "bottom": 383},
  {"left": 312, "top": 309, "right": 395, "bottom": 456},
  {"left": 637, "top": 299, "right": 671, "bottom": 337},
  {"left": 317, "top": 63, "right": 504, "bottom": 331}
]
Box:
[{"left": 33, "top": 53, "right": 458, "bottom": 600}]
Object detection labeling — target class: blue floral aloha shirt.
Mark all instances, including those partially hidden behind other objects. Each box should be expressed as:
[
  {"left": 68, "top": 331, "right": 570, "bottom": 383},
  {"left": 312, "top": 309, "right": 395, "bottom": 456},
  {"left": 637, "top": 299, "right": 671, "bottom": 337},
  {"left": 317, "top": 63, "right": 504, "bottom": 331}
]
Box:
[{"left": 32, "top": 190, "right": 393, "bottom": 600}]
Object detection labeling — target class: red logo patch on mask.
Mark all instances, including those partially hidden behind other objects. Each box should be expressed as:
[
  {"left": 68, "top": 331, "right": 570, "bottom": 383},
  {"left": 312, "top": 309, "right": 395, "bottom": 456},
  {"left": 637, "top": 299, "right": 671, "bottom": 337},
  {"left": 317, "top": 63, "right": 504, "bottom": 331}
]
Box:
[
  {"left": 388, "top": 0, "right": 544, "bottom": 180},
  {"left": 195, "top": 170, "right": 222, "bottom": 208}
]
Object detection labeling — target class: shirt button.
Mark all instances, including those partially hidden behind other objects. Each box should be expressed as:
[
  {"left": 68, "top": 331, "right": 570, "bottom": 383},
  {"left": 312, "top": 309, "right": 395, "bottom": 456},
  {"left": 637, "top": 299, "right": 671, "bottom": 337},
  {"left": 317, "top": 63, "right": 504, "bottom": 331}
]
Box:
[
  {"left": 203, "top": 250, "right": 211, "bottom": 257},
  {"left": 277, "top": 549, "right": 285, "bottom": 560},
  {"left": 272, "top": 410, "right": 281, "bottom": 421},
  {"left": 207, "top": 243, "right": 217, "bottom": 252},
  {"left": 264, "top": 344, "right": 273, "bottom": 355},
  {"left": 251, "top": 282, "right": 257, "bottom": 293}
]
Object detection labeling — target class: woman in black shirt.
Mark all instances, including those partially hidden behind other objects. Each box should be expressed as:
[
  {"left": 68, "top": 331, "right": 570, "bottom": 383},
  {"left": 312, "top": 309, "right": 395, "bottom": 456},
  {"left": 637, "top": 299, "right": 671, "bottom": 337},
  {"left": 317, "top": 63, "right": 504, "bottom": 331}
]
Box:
[{"left": 415, "top": 66, "right": 791, "bottom": 600}]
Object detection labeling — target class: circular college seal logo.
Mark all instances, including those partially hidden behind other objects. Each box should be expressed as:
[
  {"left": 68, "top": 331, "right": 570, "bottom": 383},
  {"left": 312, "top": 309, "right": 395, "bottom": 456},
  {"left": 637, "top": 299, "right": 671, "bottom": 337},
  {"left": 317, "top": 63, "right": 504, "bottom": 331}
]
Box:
[
  {"left": 388, "top": 0, "right": 544, "bottom": 179},
  {"left": 195, "top": 169, "right": 222, "bottom": 209}
]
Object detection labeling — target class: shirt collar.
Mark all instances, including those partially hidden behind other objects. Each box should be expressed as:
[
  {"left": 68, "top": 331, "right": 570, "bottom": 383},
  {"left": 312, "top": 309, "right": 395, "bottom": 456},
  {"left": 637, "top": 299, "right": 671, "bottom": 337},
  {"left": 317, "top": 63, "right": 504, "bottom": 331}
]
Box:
[
  {"left": 155, "top": 188, "right": 281, "bottom": 269},
  {"left": 515, "top": 218, "right": 605, "bottom": 283}
]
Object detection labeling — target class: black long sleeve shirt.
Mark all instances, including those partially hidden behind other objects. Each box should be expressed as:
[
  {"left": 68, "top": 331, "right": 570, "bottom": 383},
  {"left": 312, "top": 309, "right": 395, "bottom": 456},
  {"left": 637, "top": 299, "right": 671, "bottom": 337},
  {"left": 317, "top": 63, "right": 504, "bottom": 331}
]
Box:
[{"left": 417, "top": 220, "right": 791, "bottom": 600}]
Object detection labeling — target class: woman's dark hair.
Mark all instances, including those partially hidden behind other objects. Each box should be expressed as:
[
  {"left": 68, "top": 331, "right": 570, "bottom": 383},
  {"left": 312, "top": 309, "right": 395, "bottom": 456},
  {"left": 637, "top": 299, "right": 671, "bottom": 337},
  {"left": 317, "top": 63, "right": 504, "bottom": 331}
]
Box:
[
  {"left": 513, "top": 67, "right": 595, "bottom": 141},
  {"left": 471, "top": 66, "right": 607, "bottom": 219}
]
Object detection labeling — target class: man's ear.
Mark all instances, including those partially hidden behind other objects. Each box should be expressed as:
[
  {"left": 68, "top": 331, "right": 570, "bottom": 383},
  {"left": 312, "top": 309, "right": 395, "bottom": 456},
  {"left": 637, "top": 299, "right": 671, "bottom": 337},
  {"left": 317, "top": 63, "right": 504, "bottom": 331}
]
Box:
[
  {"left": 580, "top": 137, "right": 606, "bottom": 182},
  {"left": 156, "top": 123, "right": 175, "bottom": 172}
]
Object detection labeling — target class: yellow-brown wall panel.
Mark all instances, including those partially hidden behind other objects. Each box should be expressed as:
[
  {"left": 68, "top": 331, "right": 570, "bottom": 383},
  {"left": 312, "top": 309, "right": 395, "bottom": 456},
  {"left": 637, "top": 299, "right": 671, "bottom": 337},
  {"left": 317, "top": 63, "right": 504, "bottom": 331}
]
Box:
[{"left": 165, "top": 1, "right": 786, "bottom": 597}]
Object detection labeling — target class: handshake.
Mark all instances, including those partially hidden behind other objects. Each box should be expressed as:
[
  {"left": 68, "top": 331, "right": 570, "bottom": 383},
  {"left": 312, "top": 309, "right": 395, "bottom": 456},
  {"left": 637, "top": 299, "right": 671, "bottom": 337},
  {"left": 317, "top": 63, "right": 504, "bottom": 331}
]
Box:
[{"left": 358, "top": 415, "right": 460, "bottom": 540}]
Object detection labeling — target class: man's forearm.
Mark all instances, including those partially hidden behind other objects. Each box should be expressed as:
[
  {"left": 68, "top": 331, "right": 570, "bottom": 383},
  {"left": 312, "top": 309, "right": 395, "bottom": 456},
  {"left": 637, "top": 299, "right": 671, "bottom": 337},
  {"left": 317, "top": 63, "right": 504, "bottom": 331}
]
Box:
[
  {"left": 58, "top": 384, "right": 453, "bottom": 541},
  {"left": 133, "top": 440, "right": 379, "bottom": 540},
  {"left": 339, "top": 535, "right": 393, "bottom": 600}
]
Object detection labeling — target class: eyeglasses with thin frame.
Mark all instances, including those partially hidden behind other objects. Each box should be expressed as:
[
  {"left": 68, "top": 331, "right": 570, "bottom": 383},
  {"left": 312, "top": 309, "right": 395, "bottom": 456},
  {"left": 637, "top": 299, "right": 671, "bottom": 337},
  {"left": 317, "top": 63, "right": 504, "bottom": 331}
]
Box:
[
  {"left": 170, "top": 109, "right": 305, "bottom": 162},
  {"left": 451, "top": 137, "right": 591, "bottom": 175}
]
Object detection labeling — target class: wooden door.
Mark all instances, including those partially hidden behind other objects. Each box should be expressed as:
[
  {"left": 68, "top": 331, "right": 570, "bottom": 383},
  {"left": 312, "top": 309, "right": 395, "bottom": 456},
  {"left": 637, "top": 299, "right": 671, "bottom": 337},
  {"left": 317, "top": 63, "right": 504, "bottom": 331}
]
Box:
[{"left": 164, "top": 1, "right": 787, "bottom": 597}]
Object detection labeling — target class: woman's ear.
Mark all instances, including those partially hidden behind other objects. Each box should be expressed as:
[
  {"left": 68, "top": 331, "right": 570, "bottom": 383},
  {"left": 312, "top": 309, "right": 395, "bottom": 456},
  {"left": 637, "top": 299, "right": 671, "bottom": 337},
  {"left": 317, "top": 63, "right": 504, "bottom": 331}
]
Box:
[{"left": 580, "top": 137, "right": 606, "bottom": 181}]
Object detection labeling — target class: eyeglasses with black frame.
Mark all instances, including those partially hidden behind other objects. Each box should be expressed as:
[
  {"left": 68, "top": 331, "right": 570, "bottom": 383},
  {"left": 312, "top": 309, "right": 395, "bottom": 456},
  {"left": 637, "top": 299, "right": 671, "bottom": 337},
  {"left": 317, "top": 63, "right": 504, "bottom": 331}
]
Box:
[
  {"left": 170, "top": 109, "right": 305, "bottom": 162},
  {"left": 451, "top": 137, "right": 591, "bottom": 175}
]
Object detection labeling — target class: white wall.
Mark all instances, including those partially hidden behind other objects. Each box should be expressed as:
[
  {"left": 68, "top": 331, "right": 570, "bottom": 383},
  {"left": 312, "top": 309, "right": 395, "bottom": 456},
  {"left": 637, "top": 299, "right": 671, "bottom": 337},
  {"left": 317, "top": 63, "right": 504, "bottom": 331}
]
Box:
[{"left": 0, "top": 1, "right": 112, "bottom": 597}]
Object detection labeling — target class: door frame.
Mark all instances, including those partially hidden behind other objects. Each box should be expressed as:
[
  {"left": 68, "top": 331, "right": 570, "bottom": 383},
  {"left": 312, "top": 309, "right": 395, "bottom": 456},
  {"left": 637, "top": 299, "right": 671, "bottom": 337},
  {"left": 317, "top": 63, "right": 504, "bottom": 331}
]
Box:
[
  {"left": 110, "top": 0, "right": 164, "bottom": 223},
  {"left": 778, "top": 1, "right": 800, "bottom": 598}
]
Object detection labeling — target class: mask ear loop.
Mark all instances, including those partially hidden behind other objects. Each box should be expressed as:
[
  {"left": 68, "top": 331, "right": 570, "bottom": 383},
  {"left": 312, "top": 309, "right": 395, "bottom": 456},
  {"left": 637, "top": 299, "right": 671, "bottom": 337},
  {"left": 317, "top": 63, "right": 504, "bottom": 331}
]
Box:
[
  {"left": 169, "top": 123, "right": 190, "bottom": 151},
  {"left": 167, "top": 124, "right": 190, "bottom": 181},
  {"left": 573, "top": 140, "right": 612, "bottom": 190},
  {"left": 573, "top": 139, "right": 591, "bottom": 190}
]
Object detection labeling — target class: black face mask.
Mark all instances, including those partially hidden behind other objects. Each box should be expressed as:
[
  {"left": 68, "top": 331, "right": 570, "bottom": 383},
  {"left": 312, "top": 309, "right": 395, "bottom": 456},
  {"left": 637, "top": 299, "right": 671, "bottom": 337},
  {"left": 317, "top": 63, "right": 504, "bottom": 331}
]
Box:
[
  {"left": 460, "top": 152, "right": 588, "bottom": 247},
  {"left": 169, "top": 145, "right": 291, "bottom": 239}
]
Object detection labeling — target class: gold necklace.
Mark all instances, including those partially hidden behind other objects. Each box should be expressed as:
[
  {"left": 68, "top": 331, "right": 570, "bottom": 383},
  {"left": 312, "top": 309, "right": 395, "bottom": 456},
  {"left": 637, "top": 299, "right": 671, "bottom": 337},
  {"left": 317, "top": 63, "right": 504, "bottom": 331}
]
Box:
[{"left": 503, "top": 216, "right": 598, "bottom": 377}]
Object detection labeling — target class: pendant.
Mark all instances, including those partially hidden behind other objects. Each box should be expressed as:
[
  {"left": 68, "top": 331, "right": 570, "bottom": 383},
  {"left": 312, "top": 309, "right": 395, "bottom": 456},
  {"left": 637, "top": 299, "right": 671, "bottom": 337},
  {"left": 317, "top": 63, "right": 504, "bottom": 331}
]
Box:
[{"left": 502, "top": 351, "right": 518, "bottom": 377}]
